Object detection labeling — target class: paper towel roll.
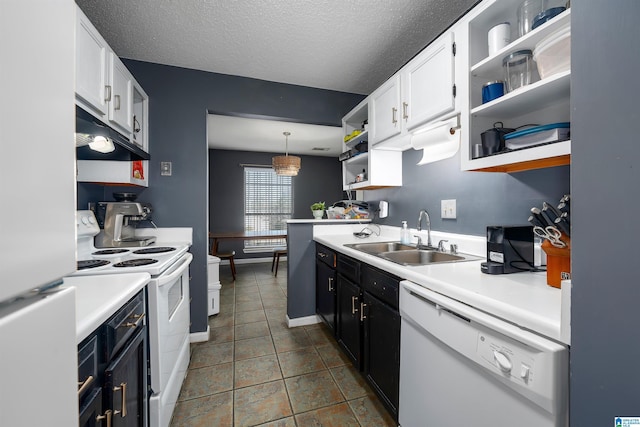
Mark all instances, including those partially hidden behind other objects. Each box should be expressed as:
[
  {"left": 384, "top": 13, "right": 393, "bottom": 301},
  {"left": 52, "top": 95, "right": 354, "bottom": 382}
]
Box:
[{"left": 410, "top": 117, "right": 460, "bottom": 165}]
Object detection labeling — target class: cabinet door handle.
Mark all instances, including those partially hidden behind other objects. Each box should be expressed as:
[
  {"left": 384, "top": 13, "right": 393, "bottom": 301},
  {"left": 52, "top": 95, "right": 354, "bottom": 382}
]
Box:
[
  {"left": 123, "top": 313, "right": 145, "bottom": 328},
  {"left": 351, "top": 296, "right": 359, "bottom": 314},
  {"left": 114, "top": 94, "right": 121, "bottom": 111},
  {"left": 104, "top": 85, "right": 112, "bottom": 102},
  {"left": 96, "top": 409, "right": 113, "bottom": 427},
  {"left": 318, "top": 252, "right": 327, "bottom": 258},
  {"left": 328, "top": 277, "right": 334, "bottom": 292},
  {"left": 77, "top": 375, "right": 94, "bottom": 396},
  {"left": 402, "top": 102, "right": 409, "bottom": 120},
  {"left": 360, "top": 302, "right": 367, "bottom": 321},
  {"left": 113, "top": 382, "right": 127, "bottom": 417},
  {"left": 391, "top": 107, "right": 398, "bottom": 124}
]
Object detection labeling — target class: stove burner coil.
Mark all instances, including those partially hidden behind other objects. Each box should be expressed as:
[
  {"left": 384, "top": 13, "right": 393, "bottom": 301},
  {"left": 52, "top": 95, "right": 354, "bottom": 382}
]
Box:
[
  {"left": 77, "top": 259, "right": 110, "bottom": 270},
  {"left": 113, "top": 258, "right": 159, "bottom": 268},
  {"left": 133, "top": 247, "right": 176, "bottom": 255},
  {"left": 92, "top": 249, "right": 130, "bottom": 256}
]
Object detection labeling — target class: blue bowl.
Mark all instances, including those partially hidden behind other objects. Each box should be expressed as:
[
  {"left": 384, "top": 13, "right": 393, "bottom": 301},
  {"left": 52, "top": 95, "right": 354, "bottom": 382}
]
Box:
[{"left": 482, "top": 81, "right": 505, "bottom": 104}]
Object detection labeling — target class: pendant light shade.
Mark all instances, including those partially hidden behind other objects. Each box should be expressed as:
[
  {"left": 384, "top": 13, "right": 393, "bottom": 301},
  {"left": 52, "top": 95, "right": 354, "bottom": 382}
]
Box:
[{"left": 272, "top": 131, "right": 301, "bottom": 176}]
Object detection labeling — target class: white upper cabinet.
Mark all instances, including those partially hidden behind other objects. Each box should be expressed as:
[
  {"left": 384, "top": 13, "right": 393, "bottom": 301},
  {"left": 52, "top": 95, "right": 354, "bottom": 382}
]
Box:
[
  {"left": 370, "top": 75, "right": 402, "bottom": 144},
  {"left": 75, "top": 8, "right": 108, "bottom": 116},
  {"left": 370, "top": 31, "right": 457, "bottom": 150},
  {"left": 401, "top": 31, "right": 456, "bottom": 132},
  {"left": 109, "top": 53, "right": 133, "bottom": 134}
]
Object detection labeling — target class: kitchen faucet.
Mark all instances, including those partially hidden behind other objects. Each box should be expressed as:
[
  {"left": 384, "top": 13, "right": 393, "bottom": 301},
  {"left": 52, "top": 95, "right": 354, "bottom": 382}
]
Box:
[{"left": 417, "top": 210, "right": 432, "bottom": 248}]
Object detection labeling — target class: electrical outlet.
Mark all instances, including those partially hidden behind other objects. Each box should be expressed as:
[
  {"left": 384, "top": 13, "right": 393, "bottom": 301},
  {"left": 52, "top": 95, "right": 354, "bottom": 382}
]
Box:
[
  {"left": 160, "top": 162, "right": 172, "bottom": 176},
  {"left": 441, "top": 199, "right": 457, "bottom": 219}
]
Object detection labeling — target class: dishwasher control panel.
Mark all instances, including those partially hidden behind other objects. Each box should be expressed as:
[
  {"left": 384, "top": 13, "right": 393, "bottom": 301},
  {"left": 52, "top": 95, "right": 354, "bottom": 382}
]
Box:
[{"left": 477, "top": 331, "right": 536, "bottom": 385}]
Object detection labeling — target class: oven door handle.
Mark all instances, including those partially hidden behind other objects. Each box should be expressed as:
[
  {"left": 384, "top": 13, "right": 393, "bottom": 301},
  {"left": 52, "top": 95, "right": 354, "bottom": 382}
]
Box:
[{"left": 157, "top": 253, "right": 193, "bottom": 287}]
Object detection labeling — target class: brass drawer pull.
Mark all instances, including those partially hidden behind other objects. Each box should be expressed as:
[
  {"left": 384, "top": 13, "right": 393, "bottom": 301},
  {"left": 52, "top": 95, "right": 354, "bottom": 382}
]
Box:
[
  {"left": 96, "top": 409, "right": 113, "bottom": 426},
  {"left": 122, "top": 313, "right": 145, "bottom": 328},
  {"left": 113, "top": 382, "right": 127, "bottom": 417},
  {"left": 77, "top": 375, "right": 94, "bottom": 396}
]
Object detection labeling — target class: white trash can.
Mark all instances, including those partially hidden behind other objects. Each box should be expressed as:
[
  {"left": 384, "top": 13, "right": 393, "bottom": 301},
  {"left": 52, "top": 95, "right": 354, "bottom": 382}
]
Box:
[{"left": 207, "top": 255, "right": 221, "bottom": 316}]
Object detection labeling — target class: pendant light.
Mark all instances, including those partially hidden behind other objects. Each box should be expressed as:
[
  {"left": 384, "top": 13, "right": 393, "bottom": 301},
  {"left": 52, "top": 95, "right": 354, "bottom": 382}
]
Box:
[{"left": 272, "top": 131, "right": 301, "bottom": 176}]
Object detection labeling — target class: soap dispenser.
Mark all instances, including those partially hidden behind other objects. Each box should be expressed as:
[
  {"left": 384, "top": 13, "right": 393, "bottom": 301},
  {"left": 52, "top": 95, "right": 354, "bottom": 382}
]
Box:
[{"left": 400, "top": 221, "right": 410, "bottom": 244}]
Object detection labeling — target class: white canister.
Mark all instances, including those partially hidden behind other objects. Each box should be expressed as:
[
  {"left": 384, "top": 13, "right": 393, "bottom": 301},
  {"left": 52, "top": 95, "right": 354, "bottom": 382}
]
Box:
[{"left": 488, "top": 22, "right": 511, "bottom": 56}]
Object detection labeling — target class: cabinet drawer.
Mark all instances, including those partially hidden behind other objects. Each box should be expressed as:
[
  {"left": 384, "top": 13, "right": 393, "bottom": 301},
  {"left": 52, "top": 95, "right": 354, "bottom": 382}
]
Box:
[
  {"left": 337, "top": 253, "right": 360, "bottom": 283},
  {"left": 78, "top": 334, "right": 99, "bottom": 405},
  {"left": 316, "top": 243, "right": 336, "bottom": 268},
  {"left": 362, "top": 265, "right": 401, "bottom": 309},
  {"left": 105, "top": 291, "right": 145, "bottom": 360}
]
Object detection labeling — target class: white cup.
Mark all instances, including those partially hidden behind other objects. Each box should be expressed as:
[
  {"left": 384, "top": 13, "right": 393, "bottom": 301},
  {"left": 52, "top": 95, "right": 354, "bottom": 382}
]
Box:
[{"left": 488, "top": 22, "right": 511, "bottom": 56}]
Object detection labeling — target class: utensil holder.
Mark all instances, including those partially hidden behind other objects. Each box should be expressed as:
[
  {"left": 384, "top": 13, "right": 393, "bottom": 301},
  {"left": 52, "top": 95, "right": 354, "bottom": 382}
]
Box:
[{"left": 541, "top": 236, "right": 570, "bottom": 288}]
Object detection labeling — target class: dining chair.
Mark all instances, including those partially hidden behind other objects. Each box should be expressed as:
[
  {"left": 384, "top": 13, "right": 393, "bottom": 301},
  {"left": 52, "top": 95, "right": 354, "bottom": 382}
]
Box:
[{"left": 271, "top": 246, "right": 287, "bottom": 277}]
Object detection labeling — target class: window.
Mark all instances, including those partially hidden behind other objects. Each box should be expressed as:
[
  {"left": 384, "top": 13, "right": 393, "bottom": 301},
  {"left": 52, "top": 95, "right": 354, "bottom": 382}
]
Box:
[{"left": 244, "top": 166, "right": 291, "bottom": 251}]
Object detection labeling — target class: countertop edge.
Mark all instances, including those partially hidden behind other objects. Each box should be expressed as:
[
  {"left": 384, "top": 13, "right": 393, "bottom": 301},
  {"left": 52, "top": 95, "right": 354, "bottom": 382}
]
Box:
[{"left": 62, "top": 272, "right": 151, "bottom": 343}]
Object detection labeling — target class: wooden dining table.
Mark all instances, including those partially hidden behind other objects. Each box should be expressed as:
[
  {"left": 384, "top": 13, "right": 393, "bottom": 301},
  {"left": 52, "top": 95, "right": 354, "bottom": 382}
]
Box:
[{"left": 208, "top": 230, "right": 287, "bottom": 255}]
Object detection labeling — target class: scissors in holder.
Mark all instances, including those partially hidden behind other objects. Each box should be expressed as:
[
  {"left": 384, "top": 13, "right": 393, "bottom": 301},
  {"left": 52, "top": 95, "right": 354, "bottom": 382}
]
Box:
[{"left": 533, "top": 226, "right": 567, "bottom": 248}]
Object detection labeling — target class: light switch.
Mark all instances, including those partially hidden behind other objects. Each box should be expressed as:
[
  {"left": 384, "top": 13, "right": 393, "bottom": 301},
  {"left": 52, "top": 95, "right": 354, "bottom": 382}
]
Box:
[
  {"left": 161, "top": 162, "right": 172, "bottom": 176},
  {"left": 441, "top": 199, "right": 456, "bottom": 219}
]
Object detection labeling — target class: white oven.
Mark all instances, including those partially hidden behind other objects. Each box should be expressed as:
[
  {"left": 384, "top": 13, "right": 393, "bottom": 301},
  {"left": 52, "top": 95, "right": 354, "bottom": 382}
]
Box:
[
  {"left": 147, "top": 252, "right": 191, "bottom": 427},
  {"left": 74, "top": 210, "right": 193, "bottom": 427}
]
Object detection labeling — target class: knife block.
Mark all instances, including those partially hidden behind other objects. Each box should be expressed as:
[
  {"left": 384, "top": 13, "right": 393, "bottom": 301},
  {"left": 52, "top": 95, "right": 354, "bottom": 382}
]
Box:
[{"left": 542, "top": 236, "right": 571, "bottom": 288}]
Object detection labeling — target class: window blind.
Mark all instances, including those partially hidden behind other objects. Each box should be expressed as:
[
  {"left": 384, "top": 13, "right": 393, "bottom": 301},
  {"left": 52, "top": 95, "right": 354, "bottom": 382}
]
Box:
[{"left": 244, "top": 167, "right": 291, "bottom": 250}]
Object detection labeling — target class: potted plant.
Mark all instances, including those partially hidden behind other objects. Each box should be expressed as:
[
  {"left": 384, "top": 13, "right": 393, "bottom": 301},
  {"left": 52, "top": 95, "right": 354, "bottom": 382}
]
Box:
[{"left": 310, "top": 202, "right": 326, "bottom": 219}]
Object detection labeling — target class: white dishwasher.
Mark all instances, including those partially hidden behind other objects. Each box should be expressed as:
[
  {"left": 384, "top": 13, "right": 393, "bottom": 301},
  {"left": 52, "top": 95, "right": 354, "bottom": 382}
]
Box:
[{"left": 399, "top": 281, "right": 568, "bottom": 427}]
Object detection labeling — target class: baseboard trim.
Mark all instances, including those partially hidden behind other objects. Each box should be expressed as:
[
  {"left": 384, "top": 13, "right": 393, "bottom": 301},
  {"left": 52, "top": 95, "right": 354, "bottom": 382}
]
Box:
[
  {"left": 287, "top": 314, "right": 321, "bottom": 328},
  {"left": 190, "top": 326, "right": 210, "bottom": 343}
]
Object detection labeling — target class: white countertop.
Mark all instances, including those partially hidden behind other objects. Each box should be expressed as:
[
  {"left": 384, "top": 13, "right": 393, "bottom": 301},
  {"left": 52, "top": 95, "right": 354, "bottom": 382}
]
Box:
[
  {"left": 287, "top": 219, "right": 372, "bottom": 224},
  {"left": 62, "top": 273, "right": 150, "bottom": 343},
  {"left": 313, "top": 224, "right": 569, "bottom": 344}
]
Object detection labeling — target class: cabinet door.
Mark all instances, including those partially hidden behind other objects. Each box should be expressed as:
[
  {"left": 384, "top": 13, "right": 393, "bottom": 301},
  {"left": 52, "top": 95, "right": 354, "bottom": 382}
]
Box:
[
  {"left": 105, "top": 328, "right": 147, "bottom": 427},
  {"left": 79, "top": 388, "right": 104, "bottom": 427},
  {"left": 337, "top": 274, "right": 362, "bottom": 369},
  {"left": 371, "top": 74, "right": 401, "bottom": 145},
  {"left": 316, "top": 261, "right": 337, "bottom": 333},
  {"left": 363, "top": 292, "right": 400, "bottom": 418},
  {"left": 402, "top": 31, "right": 455, "bottom": 131},
  {"left": 76, "top": 8, "right": 109, "bottom": 116},
  {"left": 109, "top": 53, "right": 133, "bottom": 133}
]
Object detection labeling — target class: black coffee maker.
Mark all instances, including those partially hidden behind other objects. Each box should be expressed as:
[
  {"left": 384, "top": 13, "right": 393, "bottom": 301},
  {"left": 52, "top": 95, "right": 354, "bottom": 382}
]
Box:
[{"left": 481, "top": 225, "right": 534, "bottom": 274}]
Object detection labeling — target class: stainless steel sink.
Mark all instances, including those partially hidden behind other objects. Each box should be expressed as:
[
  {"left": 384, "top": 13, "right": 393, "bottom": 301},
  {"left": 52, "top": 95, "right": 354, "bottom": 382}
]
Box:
[
  {"left": 344, "top": 241, "right": 416, "bottom": 254},
  {"left": 379, "top": 250, "right": 482, "bottom": 266},
  {"left": 344, "top": 241, "right": 483, "bottom": 266}
]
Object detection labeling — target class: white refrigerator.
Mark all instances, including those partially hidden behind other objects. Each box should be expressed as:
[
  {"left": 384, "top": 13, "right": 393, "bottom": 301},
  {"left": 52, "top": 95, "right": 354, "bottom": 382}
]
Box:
[{"left": 0, "top": 0, "right": 78, "bottom": 425}]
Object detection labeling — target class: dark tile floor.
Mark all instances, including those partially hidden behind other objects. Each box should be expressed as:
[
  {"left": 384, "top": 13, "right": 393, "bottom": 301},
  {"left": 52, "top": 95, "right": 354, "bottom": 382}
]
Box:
[{"left": 171, "top": 261, "right": 397, "bottom": 427}]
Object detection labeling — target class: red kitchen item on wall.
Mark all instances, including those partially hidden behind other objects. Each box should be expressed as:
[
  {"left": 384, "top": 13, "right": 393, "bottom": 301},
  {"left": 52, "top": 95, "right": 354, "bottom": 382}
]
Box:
[{"left": 132, "top": 161, "right": 145, "bottom": 180}]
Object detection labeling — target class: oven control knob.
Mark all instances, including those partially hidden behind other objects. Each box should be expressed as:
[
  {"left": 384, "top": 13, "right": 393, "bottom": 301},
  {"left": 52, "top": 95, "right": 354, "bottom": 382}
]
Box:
[
  {"left": 493, "top": 350, "right": 512, "bottom": 373},
  {"left": 88, "top": 216, "right": 96, "bottom": 224},
  {"left": 81, "top": 216, "right": 89, "bottom": 225}
]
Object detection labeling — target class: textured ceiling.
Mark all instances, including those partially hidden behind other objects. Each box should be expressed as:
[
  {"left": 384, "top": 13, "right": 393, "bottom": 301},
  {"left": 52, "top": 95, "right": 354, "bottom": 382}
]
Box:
[
  {"left": 207, "top": 115, "right": 342, "bottom": 156},
  {"left": 76, "top": 0, "right": 477, "bottom": 95}
]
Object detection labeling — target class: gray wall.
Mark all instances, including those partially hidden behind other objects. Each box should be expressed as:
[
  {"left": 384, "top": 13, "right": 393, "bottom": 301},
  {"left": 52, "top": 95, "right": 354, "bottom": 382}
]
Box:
[
  {"left": 366, "top": 149, "right": 570, "bottom": 235},
  {"left": 208, "top": 149, "right": 343, "bottom": 258},
  {"left": 570, "top": 1, "right": 640, "bottom": 425},
  {"left": 102, "top": 59, "right": 364, "bottom": 334}
]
